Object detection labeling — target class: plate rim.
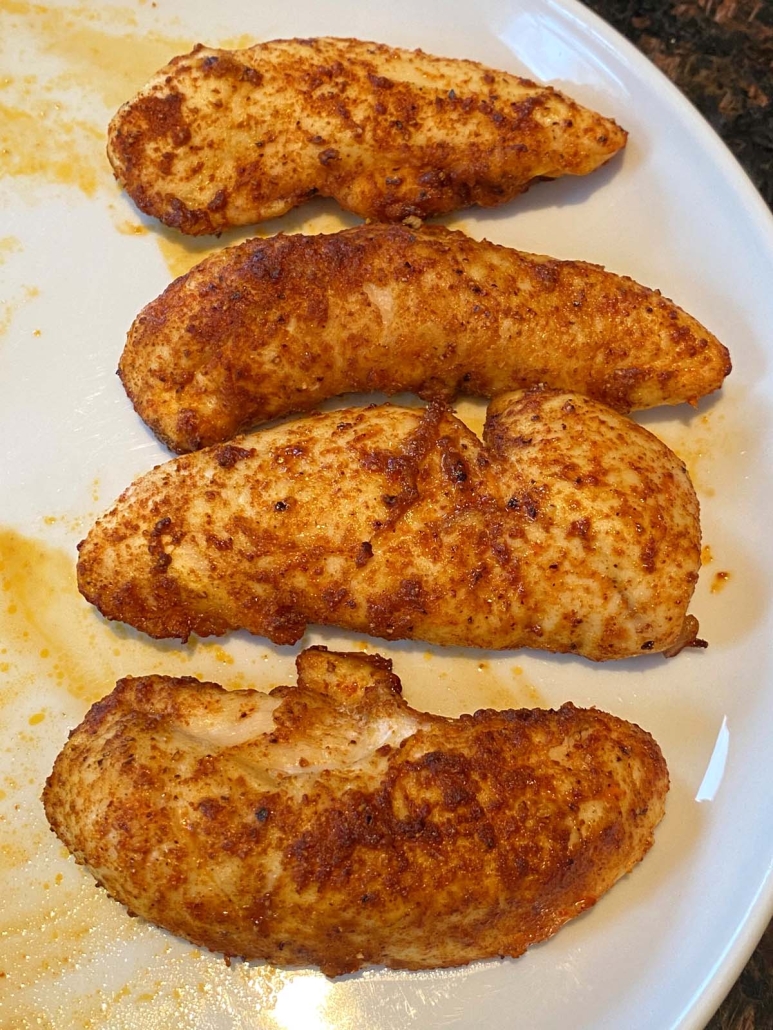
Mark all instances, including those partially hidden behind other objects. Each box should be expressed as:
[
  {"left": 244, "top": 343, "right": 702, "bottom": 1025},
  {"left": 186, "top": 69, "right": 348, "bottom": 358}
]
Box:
[
  {"left": 3, "top": 1, "right": 773, "bottom": 1027},
  {"left": 555, "top": 1, "right": 773, "bottom": 1024}
]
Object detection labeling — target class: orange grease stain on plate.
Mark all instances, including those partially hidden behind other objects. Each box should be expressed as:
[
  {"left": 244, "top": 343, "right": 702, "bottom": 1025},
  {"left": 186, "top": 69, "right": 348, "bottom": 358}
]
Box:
[
  {"left": 38, "top": 20, "right": 194, "bottom": 113},
  {"left": 0, "top": 525, "right": 293, "bottom": 1027},
  {"left": 0, "top": 526, "right": 257, "bottom": 709},
  {"left": 114, "top": 219, "right": 149, "bottom": 236},
  {"left": 0, "top": 97, "right": 104, "bottom": 195},
  {"left": 0, "top": 284, "right": 40, "bottom": 339},
  {"left": 0, "top": 1, "right": 266, "bottom": 212},
  {"left": 471, "top": 660, "right": 526, "bottom": 710},
  {"left": 152, "top": 207, "right": 356, "bottom": 279},
  {"left": 0, "top": 525, "right": 118, "bottom": 706},
  {"left": 153, "top": 230, "right": 246, "bottom": 280},
  {"left": 0, "top": 867, "right": 158, "bottom": 1026},
  {"left": 0, "top": 0, "right": 197, "bottom": 196},
  {"left": 647, "top": 412, "right": 714, "bottom": 496},
  {"left": 427, "top": 652, "right": 543, "bottom": 714},
  {"left": 0, "top": 236, "right": 22, "bottom": 263},
  {"left": 646, "top": 404, "right": 751, "bottom": 502},
  {"left": 511, "top": 664, "right": 543, "bottom": 704}
]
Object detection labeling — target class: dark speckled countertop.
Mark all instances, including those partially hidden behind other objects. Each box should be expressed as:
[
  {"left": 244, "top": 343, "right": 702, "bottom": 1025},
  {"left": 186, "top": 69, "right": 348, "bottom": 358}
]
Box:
[
  {"left": 581, "top": 2, "right": 773, "bottom": 1028},
  {"left": 583, "top": 0, "right": 773, "bottom": 207}
]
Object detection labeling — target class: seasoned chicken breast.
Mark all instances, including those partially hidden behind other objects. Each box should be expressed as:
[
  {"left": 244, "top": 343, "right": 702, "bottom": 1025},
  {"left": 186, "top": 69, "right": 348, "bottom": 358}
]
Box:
[
  {"left": 43, "top": 647, "right": 669, "bottom": 975},
  {"left": 77, "top": 389, "right": 702, "bottom": 660},
  {"left": 120, "top": 224, "right": 731, "bottom": 452},
  {"left": 106, "top": 37, "right": 627, "bottom": 233}
]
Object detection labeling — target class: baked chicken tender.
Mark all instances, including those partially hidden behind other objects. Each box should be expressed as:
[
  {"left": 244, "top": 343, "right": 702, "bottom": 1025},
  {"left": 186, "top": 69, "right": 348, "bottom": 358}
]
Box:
[
  {"left": 43, "top": 647, "right": 669, "bottom": 975},
  {"left": 77, "top": 389, "right": 702, "bottom": 661},
  {"left": 106, "top": 37, "right": 627, "bottom": 233},
  {"left": 119, "top": 224, "right": 732, "bottom": 453}
]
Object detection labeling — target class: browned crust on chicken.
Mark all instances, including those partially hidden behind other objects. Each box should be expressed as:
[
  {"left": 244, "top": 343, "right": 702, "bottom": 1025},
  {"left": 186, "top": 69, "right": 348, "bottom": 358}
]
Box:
[
  {"left": 43, "top": 647, "right": 669, "bottom": 975},
  {"left": 119, "top": 224, "right": 731, "bottom": 452},
  {"left": 76, "top": 389, "right": 701, "bottom": 661},
  {"left": 106, "top": 37, "right": 627, "bottom": 233}
]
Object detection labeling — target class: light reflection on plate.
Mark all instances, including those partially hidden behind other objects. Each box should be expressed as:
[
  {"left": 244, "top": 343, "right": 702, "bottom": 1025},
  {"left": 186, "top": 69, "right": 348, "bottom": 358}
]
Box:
[{"left": 695, "top": 717, "right": 730, "bottom": 804}]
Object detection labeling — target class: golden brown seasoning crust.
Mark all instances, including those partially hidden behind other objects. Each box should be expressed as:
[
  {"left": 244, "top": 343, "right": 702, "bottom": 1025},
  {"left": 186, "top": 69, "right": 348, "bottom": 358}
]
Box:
[
  {"left": 43, "top": 647, "right": 669, "bottom": 975},
  {"left": 106, "top": 37, "right": 627, "bottom": 233},
  {"left": 119, "top": 224, "right": 731, "bottom": 452},
  {"left": 76, "top": 389, "right": 702, "bottom": 661}
]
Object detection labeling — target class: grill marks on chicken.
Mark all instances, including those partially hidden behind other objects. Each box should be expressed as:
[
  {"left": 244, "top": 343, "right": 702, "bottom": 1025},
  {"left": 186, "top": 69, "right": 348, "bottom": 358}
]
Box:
[
  {"left": 76, "top": 388, "right": 701, "bottom": 660},
  {"left": 106, "top": 37, "right": 627, "bottom": 233},
  {"left": 119, "top": 225, "right": 731, "bottom": 452},
  {"left": 42, "top": 647, "right": 669, "bottom": 975}
]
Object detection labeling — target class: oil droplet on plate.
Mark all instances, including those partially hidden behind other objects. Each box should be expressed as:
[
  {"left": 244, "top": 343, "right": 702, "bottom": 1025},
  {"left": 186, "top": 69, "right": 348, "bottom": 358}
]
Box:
[
  {"left": 114, "top": 220, "right": 148, "bottom": 236},
  {"left": 0, "top": 236, "right": 22, "bottom": 263},
  {"left": 711, "top": 571, "right": 731, "bottom": 594}
]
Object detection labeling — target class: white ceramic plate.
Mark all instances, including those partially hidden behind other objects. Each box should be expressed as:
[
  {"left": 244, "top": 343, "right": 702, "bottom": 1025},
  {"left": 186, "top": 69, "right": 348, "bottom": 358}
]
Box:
[{"left": 2, "top": 1, "right": 773, "bottom": 1027}]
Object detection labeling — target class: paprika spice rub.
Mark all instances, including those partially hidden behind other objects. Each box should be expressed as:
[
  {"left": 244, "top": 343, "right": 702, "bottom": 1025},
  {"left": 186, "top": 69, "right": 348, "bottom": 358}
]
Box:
[
  {"left": 77, "top": 389, "right": 702, "bottom": 661},
  {"left": 119, "top": 224, "right": 731, "bottom": 452},
  {"left": 107, "top": 36, "right": 627, "bottom": 233},
  {"left": 44, "top": 646, "right": 669, "bottom": 975}
]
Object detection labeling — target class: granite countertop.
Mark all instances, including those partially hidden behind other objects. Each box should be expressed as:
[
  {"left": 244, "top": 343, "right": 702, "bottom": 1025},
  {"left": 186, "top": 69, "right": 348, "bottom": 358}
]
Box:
[
  {"left": 581, "top": 3, "right": 773, "bottom": 1028},
  {"left": 584, "top": 0, "right": 773, "bottom": 207}
]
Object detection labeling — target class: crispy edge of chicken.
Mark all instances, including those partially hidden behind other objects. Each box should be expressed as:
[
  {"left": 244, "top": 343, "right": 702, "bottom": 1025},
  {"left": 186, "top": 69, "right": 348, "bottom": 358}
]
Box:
[
  {"left": 42, "top": 646, "right": 669, "bottom": 976},
  {"left": 76, "top": 388, "right": 702, "bottom": 661},
  {"left": 119, "top": 224, "right": 731, "bottom": 452},
  {"left": 106, "top": 37, "right": 627, "bottom": 233}
]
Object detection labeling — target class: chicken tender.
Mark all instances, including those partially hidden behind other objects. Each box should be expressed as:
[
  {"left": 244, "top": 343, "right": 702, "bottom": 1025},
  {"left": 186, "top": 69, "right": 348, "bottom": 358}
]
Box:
[
  {"left": 106, "top": 37, "right": 627, "bottom": 233},
  {"left": 43, "top": 647, "right": 669, "bottom": 975},
  {"left": 77, "top": 389, "right": 702, "bottom": 661},
  {"left": 120, "top": 224, "right": 731, "bottom": 452}
]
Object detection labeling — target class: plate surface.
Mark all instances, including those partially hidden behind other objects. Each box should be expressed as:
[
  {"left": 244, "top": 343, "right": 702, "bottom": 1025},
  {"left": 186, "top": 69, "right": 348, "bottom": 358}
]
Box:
[{"left": 2, "top": 1, "right": 773, "bottom": 1028}]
